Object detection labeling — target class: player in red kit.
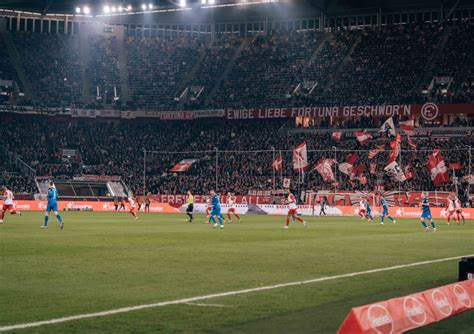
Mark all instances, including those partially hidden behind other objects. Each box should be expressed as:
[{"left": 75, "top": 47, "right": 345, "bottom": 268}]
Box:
[
  {"left": 445, "top": 193, "right": 457, "bottom": 225},
  {"left": 283, "top": 190, "right": 307, "bottom": 229},
  {"left": 226, "top": 192, "right": 241, "bottom": 223},
  {"left": 454, "top": 195, "right": 465, "bottom": 225},
  {"left": 1, "top": 186, "right": 21, "bottom": 224},
  {"left": 128, "top": 191, "right": 139, "bottom": 220}
]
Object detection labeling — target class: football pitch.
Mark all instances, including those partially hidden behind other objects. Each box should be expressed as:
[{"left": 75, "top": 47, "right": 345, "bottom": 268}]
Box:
[{"left": 1, "top": 212, "right": 473, "bottom": 333}]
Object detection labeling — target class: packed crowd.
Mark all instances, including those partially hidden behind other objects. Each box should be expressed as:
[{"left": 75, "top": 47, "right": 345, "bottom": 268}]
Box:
[
  {"left": 11, "top": 32, "right": 83, "bottom": 107},
  {"left": 1, "top": 114, "right": 471, "bottom": 195},
  {"left": 0, "top": 20, "right": 472, "bottom": 110}
]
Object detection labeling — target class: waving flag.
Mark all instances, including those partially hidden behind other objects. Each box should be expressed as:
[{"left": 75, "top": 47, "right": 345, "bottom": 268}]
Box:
[
  {"left": 368, "top": 144, "right": 385, "bottom": 160},
  {"left": 170, "top": 159, "right": 198, "bottom": 172},
  {"left": 399, "top": 118, "right": 415, "bottom": 136},
  {"left": 406, "top": 135, "right": 417, "bottom": 151},
  {"left": 354, "top": 131, "right": 372, "bottom": 145},
  {"left": 426, "top": 149, "right": 449, "bottom": 187},
  {"left": 448, "top": 162, "right": 462, "bottom": 170},
  {"left": 369, "top": 162, "right": 377, "bottom": 174},
  {"left": 380, "top": 117, "right": 396, "bottom": 137},
  {"left": 331, "top": 131, "right": 342, "bottom": 142},
  {"left": 314, "top": 159, "right": 335, "bottom": 182},
  {"left": 272, "top": 156, "right": 283, "bottom": 171},
  {"left": 384, "top": 161, "right": 406, "bottom": 182},
  {"left": 404, "top": 165, "right": 414, "bottom": 180},
  {"left": 387, "top": 134, "right": 401, "bottom": 164},
  {"left": 338, "top": 153, "right": 358, "bottom": 175},
  {"left": 293, "top": 142, "right": 309, "bottom": 171}
]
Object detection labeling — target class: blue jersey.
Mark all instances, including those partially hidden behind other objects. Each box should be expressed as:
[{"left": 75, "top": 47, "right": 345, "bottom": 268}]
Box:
[
  {"left": 380, "top": 198, "right": 388, "bottom": 210},
  {"left": 421, "top": 198, "right": 430, "bottom": 213},
  {"left": 211, "top": 194, "right": 220, "bottom": 208},
  {"left": 46, "top": 186, "right": 59, "bottom": 212},
  {"left": 47, "top": 187, "right": 58, "bottom": 203},
  {"left": 366, "top": 202, "right": 371, "bottom": 213}
]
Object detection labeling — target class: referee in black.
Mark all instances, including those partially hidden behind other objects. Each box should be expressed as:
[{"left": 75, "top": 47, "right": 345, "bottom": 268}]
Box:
[{"left": 186, "top": 190, "right": 194, "bottom": 222}]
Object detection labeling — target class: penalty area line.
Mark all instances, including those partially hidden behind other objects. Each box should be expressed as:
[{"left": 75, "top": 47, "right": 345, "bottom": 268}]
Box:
[{"left": 1, "top": 254, "right": 472, "bottom": 332}]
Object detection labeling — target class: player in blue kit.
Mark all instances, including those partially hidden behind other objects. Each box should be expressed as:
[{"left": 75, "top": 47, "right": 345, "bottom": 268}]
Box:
[
  {"left": 365, "top": 199, "right": 374, "bottom": 222},
  {"left": 41, "top": 181, "right": 64, "bottom": 229},
  {"left": 209, "top": 190, "right": 224, "bottom": 229},
  {"left": 420, "top": 192, "right": 436, "bottom": 232},
  {"left": 379, "top": 196, "right": 396, "bottom": 225}
]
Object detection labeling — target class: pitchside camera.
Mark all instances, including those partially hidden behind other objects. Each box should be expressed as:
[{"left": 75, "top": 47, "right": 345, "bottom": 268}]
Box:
[{"left": 459, "top": 256, "right": 474, "bottom": 281}]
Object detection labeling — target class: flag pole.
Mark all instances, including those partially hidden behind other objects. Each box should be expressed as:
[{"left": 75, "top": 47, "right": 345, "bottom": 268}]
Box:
[
  {"left": 143, "top": 148, "right": 146, "bottom": 195},
  {"left": 272, "top": 147, "right": 276, "bottom": 193},
  {"left": 215, "top": 148, "right": 218, "bottom": 191},
  {"left": 280, "top": 150, "right": 283, "bottom": 187}
]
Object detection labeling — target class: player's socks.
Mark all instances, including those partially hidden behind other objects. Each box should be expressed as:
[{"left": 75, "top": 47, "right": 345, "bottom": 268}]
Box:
[
  {"left": 43, "top": 216, "right": 49, "bottom": 227},
  {"left": 234, "top": 213, "right": 241, "bottom": 220},
  {"left": 218, "top": 216, "right": 223, "bottom": 226},
  {"left": 421, "top": 221, "right": 427, "bottom": 229},
  {"left": 209, "top": 216, "right": 217, "bottom": 225},
  {"left": 187, "top": 213, "right": 193, "bottom": 221},
  {"left": 286, "top": 216, "right": 291, "bottom": 226},
  {"left": 430, "top": 221, "right": 436, "bottom": 229},
  {"left": 381, "top": 216, "right": 385, "bottom": 224},
  {"left": 56, "top": 214, "right": 63, "bottom": 223}
]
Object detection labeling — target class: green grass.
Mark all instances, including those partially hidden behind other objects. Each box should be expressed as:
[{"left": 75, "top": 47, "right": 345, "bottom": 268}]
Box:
[{"left": 0, "top": 212, "right": 473, "bottom": 333}]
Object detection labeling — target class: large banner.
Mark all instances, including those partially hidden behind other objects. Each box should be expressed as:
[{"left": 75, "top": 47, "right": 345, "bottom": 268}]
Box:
[
  {"left": 225, "top": 103, "right": 474, "bottom": 121},
  {"left": 2, "top": 104, "right": 473, "bottom": 121}
]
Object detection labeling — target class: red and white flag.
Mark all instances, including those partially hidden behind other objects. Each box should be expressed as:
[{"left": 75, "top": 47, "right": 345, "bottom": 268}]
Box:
[
  {"left": 407, "top": 135, "right": 417, "bottom": 151},
  {"left": 293, "top": 142, "right": 309, "bottom": 171},
  {"left": 399, "top": 118, "right": 415, "bottom": 136},
  {"left": 338, "top": 153, "right": 358, "bottom": 175},
  {"left": 283, "top": 178, "right": 291, "bottom": 189},
  {"left": 369, "top": 162, "right": 377, "bottom": 175},
  {"left": 404, "top": 165, "right": 414, "bottom": 180},
  {"left": 448, "top": 162, "right": 462, "bottom": 170},
  {"left": 170, "top": 159, "right": 198, "bottom": 172},
  {"left": 426, "top": 149, "right": 450, "bottom": 187},
  {"left": 272, "top": 156, "right": 283, "bottom": 171},
  {"left": 354, "top": 131, "right": 373, "bottom": 145},
  {"left": 368, "top": 144, "right": 385, "bottom": 160},
  {"left": 387, "top": 134, "right": 401, "bottom": 164},
  {"left": 314, "top": 159, "right": 335, "bottom": 182},
  {"left": 331, "top": 131, "right": 342, "bottom": 142},
  {"left": 384, "top": 161, "right": 407, "bottom": 182}
]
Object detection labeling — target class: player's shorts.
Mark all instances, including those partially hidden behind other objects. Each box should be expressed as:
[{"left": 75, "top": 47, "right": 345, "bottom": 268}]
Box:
[
  {"left": 130, "top": 207, "right": 137, "bottom": 214},
  {"left": 421, "top": 211, "right": 432, "bottom": 219},
  {"left": 366, "top": 209, "right": 372, "bottom": 215},
  {"left": 456, "top": 209, "right": 462, "bottom": 214},
  {"left": 2, "top": 204, "right": 14, "bottom": 211},
  {"left": 228, "top": 207, "right": 235, "bottom": 213},
  {"left": 46, "top": 201, "right": 58, "bottom": 212},
  {"left": 448, "top": 210, "right": 455, "bottom": 215},
  {"left": 359, "top": 209, "right": 366, "bottom": 215},
  {"left": 382, "top": 208, "right": 389, "bottom": 216},
  {"left": 288, "top": 208, "right": 298, "bottom": 216},
  {"left": 186, "top": 204, "right": 194, "bottom": 213},
  {"left": 211, "top": 206, "right": 221, "bottom": 216}
]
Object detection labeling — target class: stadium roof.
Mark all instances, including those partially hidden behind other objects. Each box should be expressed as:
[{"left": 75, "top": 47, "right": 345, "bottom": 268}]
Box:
[{"left": 0, "top": 0, "right": 471, "bottom": 16}]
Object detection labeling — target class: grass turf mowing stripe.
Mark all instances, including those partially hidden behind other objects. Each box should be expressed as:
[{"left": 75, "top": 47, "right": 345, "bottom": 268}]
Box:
[{"left": 1, "top": 254, "right": 472, "bottom": 332}]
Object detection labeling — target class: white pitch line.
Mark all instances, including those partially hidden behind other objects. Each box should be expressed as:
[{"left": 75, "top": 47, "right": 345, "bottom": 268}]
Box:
[
  {"left": 0, "top": 254, "right": 471, "bottom": 332},
  {"left": 185, "top": 303, "right": 228, "bottom": 308}
]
